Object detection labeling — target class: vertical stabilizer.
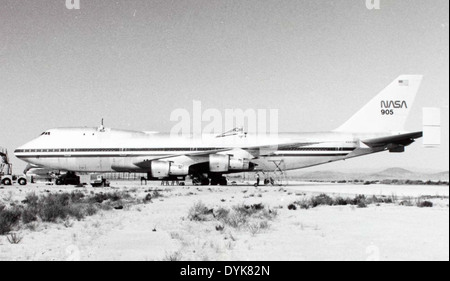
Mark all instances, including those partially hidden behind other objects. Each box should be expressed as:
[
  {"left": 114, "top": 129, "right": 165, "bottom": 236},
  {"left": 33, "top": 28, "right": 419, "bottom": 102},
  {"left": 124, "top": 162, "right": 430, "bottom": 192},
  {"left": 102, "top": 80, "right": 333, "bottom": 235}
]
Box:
[{"left": 335, "top": 75, "right": 423, "bottom": 133}]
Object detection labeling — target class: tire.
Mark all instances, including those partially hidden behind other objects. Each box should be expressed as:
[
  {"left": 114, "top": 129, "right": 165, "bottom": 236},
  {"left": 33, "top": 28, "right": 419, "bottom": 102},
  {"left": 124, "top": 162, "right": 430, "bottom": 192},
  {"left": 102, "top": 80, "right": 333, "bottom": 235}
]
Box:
[
  {"left": 219, "top": 177, "right": 228, "bottom": 186},
  {"left": 55, "top": 179, "right": 62, "bottom": 185},
  {"left": 201, "top": 178, "right": 210, "bottom": 186},
  {"left": 18, "top": 178, "right": 27, "bottom": 186},
  {"left": 2, "top": 178, "right": 12, "bottom": 186},
  {"left": 210, "top": 178, "right": 219, "bottom": 186}
]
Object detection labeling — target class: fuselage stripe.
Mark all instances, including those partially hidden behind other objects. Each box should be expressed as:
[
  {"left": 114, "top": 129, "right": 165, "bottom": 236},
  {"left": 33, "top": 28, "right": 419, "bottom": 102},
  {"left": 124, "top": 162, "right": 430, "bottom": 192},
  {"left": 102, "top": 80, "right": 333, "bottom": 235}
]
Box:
[
  {"left": 14, "top": 147, "right": 355, "bottom": 153},
  {"left": 15, "top": 153, "right": 351, "bottom": 158}
]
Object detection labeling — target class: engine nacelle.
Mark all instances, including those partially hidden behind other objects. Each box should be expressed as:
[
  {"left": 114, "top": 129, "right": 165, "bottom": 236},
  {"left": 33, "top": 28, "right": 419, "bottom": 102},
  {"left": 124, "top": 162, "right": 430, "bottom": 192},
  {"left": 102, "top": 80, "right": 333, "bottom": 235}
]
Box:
[
  {"left": 209, "top": 154, "right": 250, "bottom": 173},
  {"left": 230, "top": 157, "right": 250, "bottom": 170},
  {"left": 169, "top": 163, "right": 189, "bottom": 176},
  {"left": 151, "top": 161, "right": 189, "bottom": 178},
  {"left": 151, "top": 161, "right": 170, "bottom": 178}
]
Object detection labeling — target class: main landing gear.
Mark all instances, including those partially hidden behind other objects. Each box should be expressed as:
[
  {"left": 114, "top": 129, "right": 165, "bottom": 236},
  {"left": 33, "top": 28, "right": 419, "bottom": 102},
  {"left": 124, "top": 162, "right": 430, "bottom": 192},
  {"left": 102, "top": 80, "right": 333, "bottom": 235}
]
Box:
[
  {"left": 193, "top": 175, "right": 228, "bottom": 186},
  {"left": 210, "top": 176, "right": 228, "bottom": 186}
]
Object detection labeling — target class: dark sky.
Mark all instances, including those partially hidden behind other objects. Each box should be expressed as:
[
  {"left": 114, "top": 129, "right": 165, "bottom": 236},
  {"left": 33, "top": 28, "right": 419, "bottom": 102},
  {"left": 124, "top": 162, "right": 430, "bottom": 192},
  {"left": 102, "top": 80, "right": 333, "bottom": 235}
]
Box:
[{"left": 0, "top": 0, "right": 448, "bottom": 172}]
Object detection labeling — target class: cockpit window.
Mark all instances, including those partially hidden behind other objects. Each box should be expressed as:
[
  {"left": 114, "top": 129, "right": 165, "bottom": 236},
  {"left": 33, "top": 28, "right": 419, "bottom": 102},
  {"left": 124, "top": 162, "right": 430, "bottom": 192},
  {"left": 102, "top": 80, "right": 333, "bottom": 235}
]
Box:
[{"left": 41, "top": 132, "right": 51, "bottom": 136}]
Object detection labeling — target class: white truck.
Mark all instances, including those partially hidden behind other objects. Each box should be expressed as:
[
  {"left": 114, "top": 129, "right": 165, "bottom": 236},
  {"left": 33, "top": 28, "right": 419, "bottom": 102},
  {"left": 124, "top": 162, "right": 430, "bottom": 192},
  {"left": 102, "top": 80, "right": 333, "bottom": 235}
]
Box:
[
  {"left": 1, "top": 148, "right": 27, "bottom": 186},
  {"left": 90, "top": 175, "right": 110, "bottom": 187}
]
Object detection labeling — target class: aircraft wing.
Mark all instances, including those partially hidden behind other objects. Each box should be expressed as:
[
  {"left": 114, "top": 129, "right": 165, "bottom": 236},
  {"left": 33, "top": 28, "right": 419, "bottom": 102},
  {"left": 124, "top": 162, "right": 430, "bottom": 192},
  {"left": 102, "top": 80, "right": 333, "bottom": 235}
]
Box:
[
  {"left": 361, "top": 131, "right": 423, "bottom": 148},
  {"left": 242, "top": 142, "right": 318, "bottom": 157},
  {"left": 132, "top": 142, "right": 317, "bottom": 168},
  {"left": 132, "top": 149, "right": 230, "bottom": 169}
]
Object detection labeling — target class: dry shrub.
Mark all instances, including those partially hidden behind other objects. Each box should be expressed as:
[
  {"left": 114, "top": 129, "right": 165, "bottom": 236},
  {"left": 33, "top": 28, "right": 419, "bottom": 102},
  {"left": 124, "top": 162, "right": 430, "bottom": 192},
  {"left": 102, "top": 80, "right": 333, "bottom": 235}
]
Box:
[
  {"left": 0, "top": 206, "right": 22, "bottom": 235},
  {"left": 163, "top": 251, "right": 183, "bottom": 261},
  {"left": 417, "top": 201, "right": 433, "bottom": 208},
  {"left": 188, "top": 201, "right": 214, "bottom": 221}
]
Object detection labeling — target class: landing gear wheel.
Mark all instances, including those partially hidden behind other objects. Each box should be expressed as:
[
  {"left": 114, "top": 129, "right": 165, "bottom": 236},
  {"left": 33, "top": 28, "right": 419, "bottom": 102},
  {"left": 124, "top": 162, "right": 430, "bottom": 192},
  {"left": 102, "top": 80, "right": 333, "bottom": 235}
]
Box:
[
  {"left": 201, "top": 178, "right": 210, "bottom": 186},
  {"left": 2, "top": 179, "right": 12, "bottom": 186},
  {"left": 219, "top": 177, "right": 228, "bottom": 186},
  {"left": 55, "top": 179, "right": 62, "bottom": 185},
  {"left": 210, "top": 178, "right": 219, "bottom": 186},
  {"left": 18, "top": 178, "right": 27, "bottom": 186}
]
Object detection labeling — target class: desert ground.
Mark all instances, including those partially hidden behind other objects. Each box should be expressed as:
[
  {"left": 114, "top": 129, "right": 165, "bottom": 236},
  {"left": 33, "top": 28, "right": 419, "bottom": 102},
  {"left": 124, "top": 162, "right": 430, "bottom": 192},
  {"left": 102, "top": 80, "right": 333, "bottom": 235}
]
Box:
[{"left": 0, "top": 181, "right": 448, "bottom": 261}]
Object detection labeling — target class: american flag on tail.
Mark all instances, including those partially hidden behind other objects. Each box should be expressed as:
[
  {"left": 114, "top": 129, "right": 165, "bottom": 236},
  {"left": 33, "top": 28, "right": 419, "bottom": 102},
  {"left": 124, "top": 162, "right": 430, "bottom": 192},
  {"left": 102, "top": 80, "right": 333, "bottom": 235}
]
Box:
[{"left": 398, "top": 80, "right": 409, "bottom": 86}]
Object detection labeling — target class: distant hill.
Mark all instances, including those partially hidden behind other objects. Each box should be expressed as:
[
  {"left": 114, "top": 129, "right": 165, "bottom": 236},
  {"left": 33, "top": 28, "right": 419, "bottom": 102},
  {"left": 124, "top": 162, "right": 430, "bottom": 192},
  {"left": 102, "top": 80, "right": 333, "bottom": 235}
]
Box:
[
  {"left": 288, "top": 168, "right": 449, "bottom": 182},
  {"left": 368, "top": 168, "right": 423, "bottom": 180},
  {"left": 430, "top": 171, "right": 450, "bottom": 181},
  {"left": 289, "top": 170, "right": 355, "bottom": 181}
]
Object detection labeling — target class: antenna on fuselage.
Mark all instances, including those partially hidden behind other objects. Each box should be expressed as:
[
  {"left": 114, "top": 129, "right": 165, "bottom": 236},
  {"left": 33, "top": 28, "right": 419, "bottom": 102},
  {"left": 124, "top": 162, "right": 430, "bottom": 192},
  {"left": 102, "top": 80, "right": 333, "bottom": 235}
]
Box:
[{"left": 98, "top": 118, "right": 105, "bottom": 132}]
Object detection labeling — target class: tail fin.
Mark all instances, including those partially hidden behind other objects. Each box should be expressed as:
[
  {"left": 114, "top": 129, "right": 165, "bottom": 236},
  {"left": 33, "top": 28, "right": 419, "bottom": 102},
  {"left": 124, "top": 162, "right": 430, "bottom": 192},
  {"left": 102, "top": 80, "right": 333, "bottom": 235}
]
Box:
[{"left": 335, "top": 75, "right": 423, "bottom": 133}]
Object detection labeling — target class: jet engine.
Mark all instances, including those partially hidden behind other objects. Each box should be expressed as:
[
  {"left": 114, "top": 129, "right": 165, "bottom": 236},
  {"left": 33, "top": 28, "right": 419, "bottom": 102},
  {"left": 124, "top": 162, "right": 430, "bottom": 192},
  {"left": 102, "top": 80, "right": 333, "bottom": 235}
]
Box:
[
  {"left": 150, "top": 161, "right": 189, "bottom": 178},
  {"left": 209, "top": 154, "right": 250, "bottom": 173}
]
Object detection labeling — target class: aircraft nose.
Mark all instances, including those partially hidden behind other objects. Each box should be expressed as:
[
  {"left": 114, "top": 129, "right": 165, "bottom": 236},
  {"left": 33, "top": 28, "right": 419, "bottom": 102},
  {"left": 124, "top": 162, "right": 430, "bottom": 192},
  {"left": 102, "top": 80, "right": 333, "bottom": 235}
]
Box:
[
  {"left": 14, "top": 141, "right": 33, "bottom": 157},
  {"left": 14, "top": 146, "right": 26, "bottom": 158},
  {"left": 15, "top": 144, "right": 27, "bottom": 154}
]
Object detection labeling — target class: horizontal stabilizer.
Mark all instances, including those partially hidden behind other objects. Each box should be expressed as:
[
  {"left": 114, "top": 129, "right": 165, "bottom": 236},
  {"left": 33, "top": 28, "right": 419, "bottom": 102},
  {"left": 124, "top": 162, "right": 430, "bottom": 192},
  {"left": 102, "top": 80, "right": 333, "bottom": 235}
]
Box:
[
  {"left": 423, "top": 107, "right": 441, "bottom": 147},
  {"left": 362, "top": 131, "right": 423, "bottom": 148}
]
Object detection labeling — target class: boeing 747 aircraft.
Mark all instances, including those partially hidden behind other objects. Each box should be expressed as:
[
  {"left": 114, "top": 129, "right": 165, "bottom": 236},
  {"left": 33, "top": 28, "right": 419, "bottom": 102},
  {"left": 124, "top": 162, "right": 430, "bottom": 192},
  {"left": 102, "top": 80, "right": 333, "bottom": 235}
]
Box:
[{"left": 15, "top": 75, "right": 425, "bottom": 185}]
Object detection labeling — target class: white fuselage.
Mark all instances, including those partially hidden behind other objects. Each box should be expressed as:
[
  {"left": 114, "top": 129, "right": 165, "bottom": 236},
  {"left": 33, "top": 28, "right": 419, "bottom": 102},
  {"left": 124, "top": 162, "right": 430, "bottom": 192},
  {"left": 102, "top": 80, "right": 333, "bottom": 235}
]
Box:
[
  {"left": 14, "top": 127, "right": 389, "bottom": 175},
  {"left": 14, "top": 76, "right": 424, "bottom": 178}
]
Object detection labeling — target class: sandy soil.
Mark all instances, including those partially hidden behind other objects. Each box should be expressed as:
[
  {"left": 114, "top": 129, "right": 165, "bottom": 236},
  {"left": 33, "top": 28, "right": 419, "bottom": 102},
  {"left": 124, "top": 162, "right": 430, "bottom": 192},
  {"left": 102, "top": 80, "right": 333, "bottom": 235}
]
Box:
[{"left": 0, "top": 182, "right": 448, "bottom": 261}]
